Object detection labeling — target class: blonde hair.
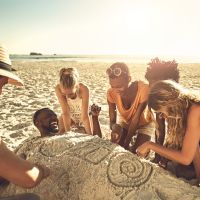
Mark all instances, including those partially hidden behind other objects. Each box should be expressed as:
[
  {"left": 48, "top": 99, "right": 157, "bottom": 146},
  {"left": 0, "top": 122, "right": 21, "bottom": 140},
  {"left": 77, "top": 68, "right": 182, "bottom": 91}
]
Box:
[
  {"left": 149, "top": 80, "right": 200, "bottom": 149},
  {"left": 59, "top": 67, "right": 79, "bottom": 88}
]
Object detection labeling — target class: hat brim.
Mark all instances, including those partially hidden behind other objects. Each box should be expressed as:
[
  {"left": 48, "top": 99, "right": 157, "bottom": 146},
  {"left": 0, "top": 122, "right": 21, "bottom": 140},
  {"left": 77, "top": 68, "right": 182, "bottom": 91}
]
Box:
[{"left": 0, "top": 69, "right": 23, "bottom": 86}]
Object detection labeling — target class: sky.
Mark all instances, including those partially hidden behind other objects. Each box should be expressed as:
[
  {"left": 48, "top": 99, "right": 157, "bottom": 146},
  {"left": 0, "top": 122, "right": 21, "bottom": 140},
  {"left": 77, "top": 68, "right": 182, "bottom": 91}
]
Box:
[{"left": 1, "top": 0, "right": 200, "bottom": 59}]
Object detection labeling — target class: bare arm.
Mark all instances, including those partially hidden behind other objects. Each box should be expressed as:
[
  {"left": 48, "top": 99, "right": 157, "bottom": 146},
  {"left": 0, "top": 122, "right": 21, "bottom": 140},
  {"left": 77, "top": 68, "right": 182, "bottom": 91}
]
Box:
[
  {"left": 137, "top": 105, "right": 200, "bottom": 165},
  {"left": 107, "top": 100, "right": 117, "bottom": 130},
  {"left": 92, "top": 116, "right": 102, "bottom": 137},
  {"left": 123, "top": 102, "right": 147, "bottom": 148},
  {"left": 90, "top": 104, "right": 102, "bottom": 138},
  {"left": 0, "top": 139, "right": 49, "bottom": 188},
  {"left": 55, "top": 84, "right": 71, "bottom": 132},
  {"left": 80, "top": 84, "right": 92, "bottom": 134}
]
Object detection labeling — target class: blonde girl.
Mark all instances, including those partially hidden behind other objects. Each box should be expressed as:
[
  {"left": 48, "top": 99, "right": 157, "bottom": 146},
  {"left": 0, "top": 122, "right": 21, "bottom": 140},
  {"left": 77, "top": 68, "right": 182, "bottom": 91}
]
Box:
[
  {"left": 55, "top": 67, "right": 92, "bottom": 134},
  {"left": 137, "top": 80, "right": 200, "bottom": 185}
]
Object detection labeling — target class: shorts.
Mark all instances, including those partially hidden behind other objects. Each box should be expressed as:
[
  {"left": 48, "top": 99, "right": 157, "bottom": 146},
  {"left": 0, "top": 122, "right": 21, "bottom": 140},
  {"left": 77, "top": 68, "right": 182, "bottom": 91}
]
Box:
[
  {"left": 136, "top": 122, "right": 155, "bottom": 137},
  {"left": 120, "top": 121, "right": 155, "bottom": 137}
]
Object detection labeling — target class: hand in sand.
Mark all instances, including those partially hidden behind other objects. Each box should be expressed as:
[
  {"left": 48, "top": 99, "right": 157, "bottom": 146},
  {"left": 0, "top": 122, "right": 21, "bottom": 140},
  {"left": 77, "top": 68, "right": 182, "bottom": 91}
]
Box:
[
  {"left": 35, "top": 164, "right": 50, "bottom": 179},
  {"left": 136, "top": 142, "right": 150, "bottom": 158},
  {"left": 111, "top": 124, "right": 123, "bottom": 144}
]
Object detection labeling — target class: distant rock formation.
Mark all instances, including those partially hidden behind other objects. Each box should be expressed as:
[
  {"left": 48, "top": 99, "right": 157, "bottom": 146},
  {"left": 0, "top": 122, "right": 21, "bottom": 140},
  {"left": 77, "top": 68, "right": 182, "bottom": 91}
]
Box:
[
  {"left": 0, "top": 132, "right": 199, "bottom": 200},
  {"left": 30, "top": 52, "right": 42, "bottom": 56}
]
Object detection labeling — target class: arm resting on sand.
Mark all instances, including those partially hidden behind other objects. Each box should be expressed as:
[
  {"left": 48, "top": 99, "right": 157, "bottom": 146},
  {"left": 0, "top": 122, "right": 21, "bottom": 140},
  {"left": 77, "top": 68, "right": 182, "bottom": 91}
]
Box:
[
  {"left": 0, "top": 139, "right": 49, "bottom": 188},
  {"left": 137, "top": 105, "right": 200, "bottom": 165}
]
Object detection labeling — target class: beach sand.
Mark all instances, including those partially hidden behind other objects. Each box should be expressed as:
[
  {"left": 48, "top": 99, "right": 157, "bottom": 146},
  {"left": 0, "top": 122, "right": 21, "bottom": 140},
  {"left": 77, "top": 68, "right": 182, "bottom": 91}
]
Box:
[
  {"left": 0, "top": 60, "right": 200, "bottom": 198},
  {"left": 1, "top": 60, "right": 200, "bottom": 149}
]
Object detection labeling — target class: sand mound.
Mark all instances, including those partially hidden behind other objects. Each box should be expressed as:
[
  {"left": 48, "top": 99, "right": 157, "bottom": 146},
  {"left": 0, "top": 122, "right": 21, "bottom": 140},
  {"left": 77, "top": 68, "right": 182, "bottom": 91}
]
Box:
[{"left": 0, "top": 132, "right": 200, "bottom": 200}]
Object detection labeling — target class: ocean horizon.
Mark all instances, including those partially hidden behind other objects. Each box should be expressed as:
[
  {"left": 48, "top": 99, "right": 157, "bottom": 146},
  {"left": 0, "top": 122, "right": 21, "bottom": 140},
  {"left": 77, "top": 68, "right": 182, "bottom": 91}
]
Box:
[{"left": 10, "top": 54, "right": 200, "bottom": 63}]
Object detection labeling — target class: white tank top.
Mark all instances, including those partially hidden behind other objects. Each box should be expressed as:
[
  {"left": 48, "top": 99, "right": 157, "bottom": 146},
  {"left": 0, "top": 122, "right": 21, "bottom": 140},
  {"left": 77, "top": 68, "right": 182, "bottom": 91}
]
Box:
[{"left": 67, "top": 94, "right": 82, "bottom": 125}]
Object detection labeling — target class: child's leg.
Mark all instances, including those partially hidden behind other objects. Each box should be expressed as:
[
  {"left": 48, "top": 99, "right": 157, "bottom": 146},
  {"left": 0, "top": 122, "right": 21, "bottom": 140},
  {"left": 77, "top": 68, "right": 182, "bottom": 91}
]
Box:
[
  {"left": 118, "top": 128, "right": 128, "bottom": 147},
  {"left": 111, "top": 124, "right": 123, "bottom": 144},
  {"left": 110, "top": 124, "right": 128, "bottom": 147}
]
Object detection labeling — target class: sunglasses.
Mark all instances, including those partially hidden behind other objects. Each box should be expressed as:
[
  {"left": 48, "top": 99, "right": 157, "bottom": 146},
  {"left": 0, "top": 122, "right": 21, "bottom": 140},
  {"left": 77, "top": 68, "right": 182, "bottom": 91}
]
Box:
[{"left": 106, "top": 67, "right": 127, "bottom": 77}]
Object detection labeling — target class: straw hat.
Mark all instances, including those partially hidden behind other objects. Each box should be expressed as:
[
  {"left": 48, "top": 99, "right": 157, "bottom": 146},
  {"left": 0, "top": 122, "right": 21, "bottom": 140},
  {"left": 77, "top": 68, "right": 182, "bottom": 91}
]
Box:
[{"left": 0, "top": 45, "right": 23, "bottom": 86}]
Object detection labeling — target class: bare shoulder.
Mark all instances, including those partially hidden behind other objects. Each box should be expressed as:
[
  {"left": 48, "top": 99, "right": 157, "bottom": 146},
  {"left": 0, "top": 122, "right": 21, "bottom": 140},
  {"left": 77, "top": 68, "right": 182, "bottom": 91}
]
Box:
[
  {"left": 138, "top": 80, "right": 149, "bottom": 88},
  {"left": 189, "top": 104, "right": 200, "bottom": 116},
  {"left": 55, "top": 84, "right": 61, "bottom": 92},
  {"left": 188, "top": 104, "right": 200, "bottom": 125},
  {"left": 79, "top": 83, "right": 89, "bottom": 93},
  {"left": 55, "top": 84, "right": 65, "bottom": 99}
]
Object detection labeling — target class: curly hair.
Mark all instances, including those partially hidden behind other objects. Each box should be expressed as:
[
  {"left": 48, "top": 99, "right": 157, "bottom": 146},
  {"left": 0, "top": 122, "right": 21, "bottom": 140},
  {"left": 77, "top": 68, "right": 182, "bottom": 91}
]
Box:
[
  {"left": 59, "top": 67, "right": 79, "bottom": 88},
  {"left": 148, "top": 80, "right": 200, "bottom": 149},
  {"left": 145, "top": 57, "right": 180, "bottom": 83}
]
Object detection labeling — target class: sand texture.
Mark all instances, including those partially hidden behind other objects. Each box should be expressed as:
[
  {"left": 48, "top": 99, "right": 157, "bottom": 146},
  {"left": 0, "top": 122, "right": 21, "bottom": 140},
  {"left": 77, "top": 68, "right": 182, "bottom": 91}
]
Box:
[
  {"left": 0, "top": 61, "right": 200, "bottom": 199},
  {"left": 0, "top": 132, "right": 200, "bottom": 200},
  {"left": 1, "top": 61, "right": 200, "bottom": 149}
]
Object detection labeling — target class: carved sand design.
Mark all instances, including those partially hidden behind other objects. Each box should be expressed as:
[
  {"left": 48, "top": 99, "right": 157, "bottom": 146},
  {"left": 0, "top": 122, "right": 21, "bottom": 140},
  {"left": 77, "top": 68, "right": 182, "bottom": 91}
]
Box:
[
  {"left": 107, "top": 153, "right": 153, "bottom": 187},
  {"left": 0, "top": 132, "right": 200, "bottom": 200}
]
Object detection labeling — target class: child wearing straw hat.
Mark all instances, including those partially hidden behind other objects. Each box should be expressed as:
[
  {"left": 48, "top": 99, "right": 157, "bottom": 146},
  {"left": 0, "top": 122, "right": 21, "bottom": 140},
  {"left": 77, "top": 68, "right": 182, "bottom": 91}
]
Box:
[{"left": 0, "top": 45, "right": 49, "bottom": 200}]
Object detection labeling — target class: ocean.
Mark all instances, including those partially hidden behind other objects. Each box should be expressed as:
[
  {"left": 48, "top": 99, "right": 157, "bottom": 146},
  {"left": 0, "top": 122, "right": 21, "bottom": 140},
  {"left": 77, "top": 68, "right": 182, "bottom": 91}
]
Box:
[
  {"left": 10, "top": 54, "right": 152, "bottom": 63},
  {"left": 10, "top": 54, "right": 200, "bottom": 63}
]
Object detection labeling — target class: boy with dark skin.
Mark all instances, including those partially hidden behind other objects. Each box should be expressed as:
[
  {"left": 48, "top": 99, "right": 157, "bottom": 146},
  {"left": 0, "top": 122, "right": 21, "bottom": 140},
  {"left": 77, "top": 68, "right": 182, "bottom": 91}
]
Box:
[
  {"left": 107, "top": 62, "right": 154, "bottom": 152},
  {"left": 33, "top": 106, "right": 102, "bottom": 138},
  {"left": 33, "top": 108, "right": 59, "bottom": 137}
]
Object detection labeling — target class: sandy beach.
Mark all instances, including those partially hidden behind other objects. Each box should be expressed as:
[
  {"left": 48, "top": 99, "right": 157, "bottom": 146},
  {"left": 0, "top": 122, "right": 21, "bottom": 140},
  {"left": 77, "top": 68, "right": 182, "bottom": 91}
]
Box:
[
  {"left": 0, "top": 59, "right": 200, "bottom": 199},
  {"left": 1, "top": 60, "right": 200, "bottom": 150}
]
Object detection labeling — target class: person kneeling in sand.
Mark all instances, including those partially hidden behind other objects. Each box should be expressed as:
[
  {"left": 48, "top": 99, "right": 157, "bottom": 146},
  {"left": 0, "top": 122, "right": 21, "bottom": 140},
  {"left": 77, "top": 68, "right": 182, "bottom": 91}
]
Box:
[
  {"left": 136, "top": 80, "right": 200, "bottom": 186},
  {"left": 145, "top": 57, "right": 180, "bottom": 164},
  {"left": 33, "top": 106, "right": 102, "bottom": 138},
  {"left": 106, "top": 62, "right": 155, "bottom": 152},
  {"left": 55, "top": 67, "right": 92, "bottom": 135},
  {"left": 145, "top": 58, "right": 197, "bottom": 182}
]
